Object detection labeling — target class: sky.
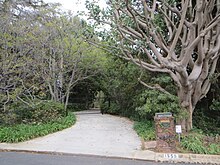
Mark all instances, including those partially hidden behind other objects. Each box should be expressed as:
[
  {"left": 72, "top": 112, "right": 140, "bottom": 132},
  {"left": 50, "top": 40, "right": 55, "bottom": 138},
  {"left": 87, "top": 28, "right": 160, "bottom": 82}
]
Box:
[
  {"left": 43, "top": 0, "right": 109, "bottom": 31},
  {"left": 44, "top": 0, "right": 107, "bottom": 16}
]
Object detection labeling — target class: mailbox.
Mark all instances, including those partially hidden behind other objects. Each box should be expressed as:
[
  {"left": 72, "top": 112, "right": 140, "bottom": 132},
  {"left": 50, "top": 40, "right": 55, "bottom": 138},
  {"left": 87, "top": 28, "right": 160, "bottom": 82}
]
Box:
[{"left": 154, "top": 112, "right": 176, "bottom": 152}]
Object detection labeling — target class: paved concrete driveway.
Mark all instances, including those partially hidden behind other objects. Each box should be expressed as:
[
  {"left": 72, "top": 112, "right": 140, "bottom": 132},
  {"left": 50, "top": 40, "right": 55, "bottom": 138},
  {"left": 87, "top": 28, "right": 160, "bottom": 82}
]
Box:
[{"left": 0, "top": 110, "right": 141, "bottom": 158}]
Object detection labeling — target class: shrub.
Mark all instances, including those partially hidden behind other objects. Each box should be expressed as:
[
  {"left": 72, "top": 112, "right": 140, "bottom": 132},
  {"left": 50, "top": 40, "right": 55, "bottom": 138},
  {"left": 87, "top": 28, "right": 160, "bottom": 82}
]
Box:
[
  {"left": 135, "top": 90, "right": 183, "bottom": 121},
  {"left": 180, "top": 132, "right": 220, "bottom": 155},
  {"left": 210, "top": 99, "right": 220, "bottom": 111},
  {"left": 133, "top": 120, "right": 156, "bottom": 141},
  {"left": 8, "top": 100, "right": 65, "bottom": 124},
  {"left": 29, "top": 100, "right": 65, "bottom": 123},
  {"left": 193, "top": 107, "right": 220, "bottom": 135},
  {"left": 180, "top": 134, "right": 207, "bottom": 154},
  {"left": 0, "top": 113, "right": 76, "bottom": 143},
  {"left": 67, "top": 103, "right": 87, "bottom": 112},
  {"left": 100, "top": 102, "right": 120, "bottom": 115}
]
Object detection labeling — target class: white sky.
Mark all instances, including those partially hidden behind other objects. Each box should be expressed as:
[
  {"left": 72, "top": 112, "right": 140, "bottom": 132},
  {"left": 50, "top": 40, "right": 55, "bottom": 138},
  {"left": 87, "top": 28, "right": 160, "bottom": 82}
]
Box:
[
  {"left": 44, "top": 0, "right": 107, "bottom": 16},
  {"left": 44, "top": 0, "right": 109, "bottom": 31}
]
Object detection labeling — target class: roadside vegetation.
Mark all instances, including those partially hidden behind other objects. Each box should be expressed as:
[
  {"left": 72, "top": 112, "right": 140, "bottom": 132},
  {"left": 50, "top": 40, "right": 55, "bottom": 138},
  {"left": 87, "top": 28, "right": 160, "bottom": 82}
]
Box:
[
  {"left": 180, "top": 130, "right": 220, "bottom": 155},
  {"left": 0, "top": 113, "right": 75, "bottom": 143},
  {"left": 134, "top": 121, "right": 220, "bottom": 155},
  {"left": 0, "top": 99, "right": 76, "bottom": 143},
  {"left": 133, "top": 121, "right": 156, "bottom": 141}
]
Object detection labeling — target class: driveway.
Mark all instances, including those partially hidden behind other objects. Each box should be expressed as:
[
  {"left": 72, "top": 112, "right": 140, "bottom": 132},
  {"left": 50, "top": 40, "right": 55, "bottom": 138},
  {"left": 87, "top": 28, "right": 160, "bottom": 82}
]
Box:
[{"left": 0, "top": 110, "right": 142, "bottom": 158}]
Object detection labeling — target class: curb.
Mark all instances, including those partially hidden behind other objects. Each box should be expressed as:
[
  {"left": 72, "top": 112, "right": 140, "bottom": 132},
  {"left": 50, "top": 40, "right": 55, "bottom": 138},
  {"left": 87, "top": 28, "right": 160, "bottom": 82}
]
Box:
[
  {"left": 133, "top": 150, "right": 220, "bottom": 164},
  {"left": 155, "top": 153, "right": 220, "bottom": 165},
  {"left": 0, "top": 148, "right": 219, "bottom": 164}
]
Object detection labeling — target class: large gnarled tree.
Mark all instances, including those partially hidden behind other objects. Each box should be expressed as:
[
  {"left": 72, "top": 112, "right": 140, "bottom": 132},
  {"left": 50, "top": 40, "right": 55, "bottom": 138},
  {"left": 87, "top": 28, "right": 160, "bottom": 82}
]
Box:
[{"left": 87, "top": 0, "right": 220, "bottom": 131}]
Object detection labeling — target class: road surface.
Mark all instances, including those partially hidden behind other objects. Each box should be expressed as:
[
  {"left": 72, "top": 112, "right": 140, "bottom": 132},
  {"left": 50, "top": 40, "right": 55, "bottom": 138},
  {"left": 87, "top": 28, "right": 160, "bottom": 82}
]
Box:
[{"left": 0, "top": 152, "right": 198, "bottom": 165}]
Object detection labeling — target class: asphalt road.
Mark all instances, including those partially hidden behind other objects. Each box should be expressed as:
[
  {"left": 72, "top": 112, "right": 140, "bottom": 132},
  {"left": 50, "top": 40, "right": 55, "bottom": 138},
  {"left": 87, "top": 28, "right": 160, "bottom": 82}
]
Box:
[{"left": 0, "top": 152, "right": 197, "bottom": 165}]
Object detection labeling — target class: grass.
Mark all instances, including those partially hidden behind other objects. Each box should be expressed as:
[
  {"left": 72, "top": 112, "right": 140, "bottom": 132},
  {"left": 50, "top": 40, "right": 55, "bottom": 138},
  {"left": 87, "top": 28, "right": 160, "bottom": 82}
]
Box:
[{"left": 0, "top": 113, "right": 76, "bottom": 143}]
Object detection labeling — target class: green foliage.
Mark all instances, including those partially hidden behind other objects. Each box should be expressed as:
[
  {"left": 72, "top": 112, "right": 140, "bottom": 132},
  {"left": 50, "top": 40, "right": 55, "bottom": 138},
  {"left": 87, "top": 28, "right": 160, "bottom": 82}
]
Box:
[
  {"left": 135, "top": 90, "right": 182, "bottom": 120},
  {"left": 133, "top": 121, "right": 155, "bottom": 141},
  {"left": 0, "top": 113, "right": 76, "bottom": 143},
  {"left": 67, "top": 103, "right": 87, "bottom": 112},
  {"left": 98, "top": 58, "right": 183, "bottom": 122},
  {"left": 1, "top": 100, "right": 65, "bottom": 125},
  {"left": 193, "top": 97, "right": 220, "bottom": 135},
  {"left": 99, "top": 58, "right": 146, "bottom": 117},
  {"left": 210, "top": 99, "right": 220, "bottom": 111},
  {"left": 180, "top": 132, "right": 220, "bottom": 155},
  {"left": 193, "top": 109, "right": 220, "bottom": 135},
  {"left": 0, "top": 2, "right": 107, "bottom": 115},
  {"left": 153, "top": 14, "right": 166, "bottom": 35},
  {"left": 208, "top": 143, "right": 220, "bottom": 155},
  {"left": 68, "top": 77, "right": 104, "bottom": 110},
  {"left": 100, "top": 102, "right": 120, "bottom": 115},
  {"left": 150, "top": 75, "right": 177, "bottom": 94},
  {"left": 180, "top": 134, "right": 207, "bottom": 154},
  {"left": 1, "top": 0, "right": 219, "bottom": 141}
]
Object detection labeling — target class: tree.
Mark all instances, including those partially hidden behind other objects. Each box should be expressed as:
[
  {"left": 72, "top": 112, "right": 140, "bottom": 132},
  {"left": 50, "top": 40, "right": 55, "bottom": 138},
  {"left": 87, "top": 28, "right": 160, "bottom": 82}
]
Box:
[
  {"left": 86, "top": 0, "right": 220, "bottom": 131},
  {"left": 21, "top": 4, "right": 107, "bottom": 114},
  {"left": 0, "top": 0, "right": 107, "bottom": 118},
  {"left": 0, "top": 0, "right": 45, "bottom": 111},
  {"left": 37, "top": 11, "right": 106, "bottom": 113}
]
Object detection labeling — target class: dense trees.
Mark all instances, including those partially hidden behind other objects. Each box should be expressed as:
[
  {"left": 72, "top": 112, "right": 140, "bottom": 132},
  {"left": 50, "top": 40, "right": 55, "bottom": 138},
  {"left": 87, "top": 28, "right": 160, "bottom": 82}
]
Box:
[
  {"left": 86, "top": 0, "right": 220, "bottom": 131},
  {"left": 98, "top": 58, "right": 184, "bottom": 122},
  {"left": 0, "top": 0, "right": 106, "bottom": 124}
]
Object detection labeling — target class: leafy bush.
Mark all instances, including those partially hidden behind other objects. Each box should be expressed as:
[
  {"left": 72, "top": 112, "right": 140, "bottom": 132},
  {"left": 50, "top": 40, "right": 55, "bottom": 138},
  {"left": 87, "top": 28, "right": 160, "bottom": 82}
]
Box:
[
  {"left": 100, "top": 102, "right": 120, "bottom": 115},
  {"left": 180, "top": 132, "right": 220, "bottom": 155},
  {"left": 193, "top": 107, "right": 220, "bottom": 135},
  {"left": 135, "top": 90, "right": 183, "bottom": 120},
  {"left": 133, "top": 120, "right": 156, "bottom": 141},
  {"left": 7, "top": 100, "right": 65, "bottom": 125},
  {"left": 67, "top": 103, "right": 87, "bottom": 112},
  {"left": 0, "top": 113, "right": 76, "bottom": 143},
  {"left": 210, "top": 99, "right": 220, "bottom": 111},
  {"left": 180, "top": 134, "right": 207, "bottom": 154}
]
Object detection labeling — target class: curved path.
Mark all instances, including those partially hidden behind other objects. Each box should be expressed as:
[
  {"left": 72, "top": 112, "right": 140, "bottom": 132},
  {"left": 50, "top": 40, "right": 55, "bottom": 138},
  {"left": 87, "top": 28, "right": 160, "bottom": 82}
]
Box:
[{"left": 0, "top": 110, "right": 142, "bottom": 158}]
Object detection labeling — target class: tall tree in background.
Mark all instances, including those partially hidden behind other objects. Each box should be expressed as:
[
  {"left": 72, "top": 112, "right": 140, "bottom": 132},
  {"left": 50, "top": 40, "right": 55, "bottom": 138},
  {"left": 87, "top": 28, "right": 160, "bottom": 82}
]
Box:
[
  {"left": 0, "top": 0, "right": 46, "bottom": 111},
  {"left": 0, "top": 0, "right": 106, "bottom": 115},
  {"left": 87, "top": 0, "right": 220, "bottom": 131},
  {"left": 36, "top": 10, "right": 106, "bottom": 113}
]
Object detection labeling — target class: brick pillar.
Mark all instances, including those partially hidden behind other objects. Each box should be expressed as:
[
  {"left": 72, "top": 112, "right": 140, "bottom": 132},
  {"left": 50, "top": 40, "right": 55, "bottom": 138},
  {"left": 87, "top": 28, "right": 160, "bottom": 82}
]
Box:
[{"left": 154, "top": 113, "right": 176, "bottom": 152}]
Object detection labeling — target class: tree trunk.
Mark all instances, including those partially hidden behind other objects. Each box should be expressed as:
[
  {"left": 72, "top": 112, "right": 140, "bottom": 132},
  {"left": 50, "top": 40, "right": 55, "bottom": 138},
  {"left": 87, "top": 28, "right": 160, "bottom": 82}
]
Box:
[
  {"left": 177, "top": 107, "right": 193, "bottom": 132},
  {"left": 177, "top": 86, "right": 194, "bottom": 132},
  {"left": 64, "top": 64, "right": 78, "bottom": 116},
  {"left": 64, "top": 89, "right": 70, "bottom": 116},
  {"left": 186, "top": 108, "right": 193, "bottom": 131},
  {"left": 59, "top": 53, "right": 64, "bottom": 103}
]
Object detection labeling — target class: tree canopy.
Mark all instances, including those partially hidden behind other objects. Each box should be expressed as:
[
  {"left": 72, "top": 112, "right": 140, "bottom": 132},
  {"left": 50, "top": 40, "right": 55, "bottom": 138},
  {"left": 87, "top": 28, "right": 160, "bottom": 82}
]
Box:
[
  {"left": 86, "top": 0, "right": 220, "bottom": 131},
  {"left": 0, "top": 0, "right": 107, "bottom": 122}
]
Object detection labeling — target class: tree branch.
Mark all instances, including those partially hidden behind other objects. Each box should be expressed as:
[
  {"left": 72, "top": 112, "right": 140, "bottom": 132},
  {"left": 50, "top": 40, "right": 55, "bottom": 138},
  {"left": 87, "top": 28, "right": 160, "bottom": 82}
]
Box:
[{"left": 138, "top": 78, "right": 172, "bottom": 96}]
